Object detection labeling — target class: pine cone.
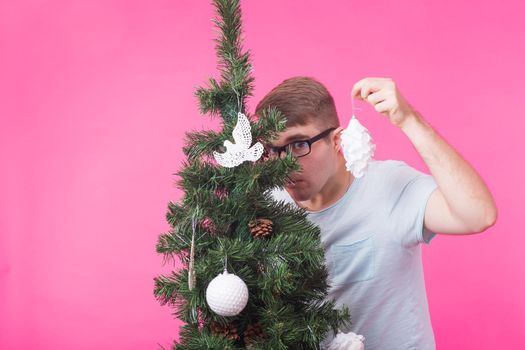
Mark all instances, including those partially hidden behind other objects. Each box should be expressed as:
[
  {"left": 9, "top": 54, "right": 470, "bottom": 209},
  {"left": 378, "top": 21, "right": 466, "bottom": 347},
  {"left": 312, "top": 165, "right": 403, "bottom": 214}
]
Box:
[
  {"left": 256, "top": 262, "right": 264, "bottom": 274},
  {"left": 210, "top": 320, "right": 239, "bottom": 341},
  {"left": 248, "top": 218, "right": 273, "bottom": 238},
  {"left": 244, "top": 322, "right": 265, "bottom": 346},
  {"left": 199, "top": 217, "right": 215, "bottom": 233}
]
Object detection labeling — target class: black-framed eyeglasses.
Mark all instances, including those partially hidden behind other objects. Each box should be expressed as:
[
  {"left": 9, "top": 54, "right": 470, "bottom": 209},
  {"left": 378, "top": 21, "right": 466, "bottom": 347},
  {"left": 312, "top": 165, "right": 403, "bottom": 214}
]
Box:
[{"left": 264, "top": 127, "right": 336, "bottom": 159}]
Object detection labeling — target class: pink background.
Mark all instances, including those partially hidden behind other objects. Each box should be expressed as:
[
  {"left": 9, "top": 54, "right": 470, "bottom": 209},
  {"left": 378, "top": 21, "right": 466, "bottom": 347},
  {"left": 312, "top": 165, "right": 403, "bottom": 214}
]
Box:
[{"left": 1, "top": 1, "right": 523, "bottom": 349}]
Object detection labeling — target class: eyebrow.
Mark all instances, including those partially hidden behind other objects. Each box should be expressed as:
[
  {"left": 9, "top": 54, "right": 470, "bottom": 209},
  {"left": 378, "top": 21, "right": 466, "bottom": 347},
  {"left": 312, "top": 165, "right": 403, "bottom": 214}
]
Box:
[{"left": 283, "top": 134, "right": 310, "bottom": 143}]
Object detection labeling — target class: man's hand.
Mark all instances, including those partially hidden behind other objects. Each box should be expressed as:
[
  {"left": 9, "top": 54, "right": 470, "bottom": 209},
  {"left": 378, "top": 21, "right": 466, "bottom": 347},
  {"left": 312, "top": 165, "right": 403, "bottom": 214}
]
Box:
[
  {"left": 351, "top": 77, "right": 498, "bottom": 234},
  {"left": 351, "top": 77, "right": 416, "bottom": 129}
]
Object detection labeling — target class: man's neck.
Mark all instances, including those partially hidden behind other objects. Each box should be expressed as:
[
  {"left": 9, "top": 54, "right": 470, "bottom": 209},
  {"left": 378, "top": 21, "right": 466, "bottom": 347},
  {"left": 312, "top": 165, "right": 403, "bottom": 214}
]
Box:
[{"left": 296, "top": 157, "right": 355, "bottom": 212}]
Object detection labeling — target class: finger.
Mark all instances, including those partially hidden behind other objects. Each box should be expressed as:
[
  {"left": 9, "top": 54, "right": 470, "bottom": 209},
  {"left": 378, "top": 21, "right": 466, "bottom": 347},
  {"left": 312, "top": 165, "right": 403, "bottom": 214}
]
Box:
[
  {"left": 361, "top": 81, "right": 383, "bottom": 101},
  {"left": 351, "top": 79, "right": 366, "bottom": 99},
  {"left": 352, "top": 77, "right": 386, "bottom": 100},
  {"left": 366, "top": 90, "right": 387, "bottom": 105},
  {"left": 373, "top": 100, "right": 391, "bottom": 114}
]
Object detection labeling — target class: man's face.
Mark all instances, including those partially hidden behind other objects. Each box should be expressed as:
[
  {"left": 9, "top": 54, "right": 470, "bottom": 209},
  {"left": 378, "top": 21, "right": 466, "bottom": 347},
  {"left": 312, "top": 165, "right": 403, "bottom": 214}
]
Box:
[{"left": 267, "top": 123, "right": 342, "bottom": 202}]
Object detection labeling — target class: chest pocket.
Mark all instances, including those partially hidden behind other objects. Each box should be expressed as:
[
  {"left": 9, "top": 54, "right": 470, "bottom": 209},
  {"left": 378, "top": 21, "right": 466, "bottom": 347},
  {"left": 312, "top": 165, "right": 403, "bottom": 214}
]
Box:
[{"left": 330, "top": 235, "right": 376, "bottom": 286}]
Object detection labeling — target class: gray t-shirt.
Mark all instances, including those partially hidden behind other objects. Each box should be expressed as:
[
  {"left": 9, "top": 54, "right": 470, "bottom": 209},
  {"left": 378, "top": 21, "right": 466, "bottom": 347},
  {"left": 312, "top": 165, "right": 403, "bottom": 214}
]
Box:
[{"left": 270, "top": 159, "right": 439, "bottom": 350}]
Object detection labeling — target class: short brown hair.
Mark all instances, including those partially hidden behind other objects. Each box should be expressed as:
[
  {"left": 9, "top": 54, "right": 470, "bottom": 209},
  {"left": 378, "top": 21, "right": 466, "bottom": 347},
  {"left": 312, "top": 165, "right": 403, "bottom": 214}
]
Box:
[{"left": 255, "top": 76, "right": 340, "bottom": 129}]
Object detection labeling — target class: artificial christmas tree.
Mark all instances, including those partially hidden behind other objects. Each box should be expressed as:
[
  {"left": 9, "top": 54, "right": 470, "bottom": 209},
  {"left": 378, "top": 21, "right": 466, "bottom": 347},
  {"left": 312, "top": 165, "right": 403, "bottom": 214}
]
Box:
[{"left": 154, "top": 0, "right": 352, "bottom": 348}]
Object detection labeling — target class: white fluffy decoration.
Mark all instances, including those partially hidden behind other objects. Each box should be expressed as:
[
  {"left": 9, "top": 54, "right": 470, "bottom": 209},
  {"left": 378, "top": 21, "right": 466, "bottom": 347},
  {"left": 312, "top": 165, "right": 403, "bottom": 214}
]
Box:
[
  {"left": 326, "top": 331, "right": 365, "bottom": 350},
  {"left": 213, "top": 112, "right": 264, "bottom": 168},
  {"left": 340, "top": 115, "right": 375, "bottom": 178},
  {"left": 205, "top": 269, "right": 249, "bottom": 316}
]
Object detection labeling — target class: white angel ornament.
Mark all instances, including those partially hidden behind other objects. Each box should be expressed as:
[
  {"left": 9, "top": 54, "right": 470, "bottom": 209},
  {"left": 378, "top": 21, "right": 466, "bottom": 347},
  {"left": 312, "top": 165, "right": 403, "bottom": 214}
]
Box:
[{"left": 213, "top": 111, "right": 264, "bottom": 168}]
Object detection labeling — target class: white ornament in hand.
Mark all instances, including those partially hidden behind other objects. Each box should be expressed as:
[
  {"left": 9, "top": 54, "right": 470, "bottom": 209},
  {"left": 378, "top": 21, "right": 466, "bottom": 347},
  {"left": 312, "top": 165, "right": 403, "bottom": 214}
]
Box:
[
  {"left": 326, "top": 331, "right": 365, "bottom": 350},
  {"left": 213, "top": 112, "right": 264, "bottom": 168},
  {"left": 205, "top": 270, "right": 249, "bottom": 316},
  {"left": 340, "top": 115, "right": 375, "bottom": 178}
]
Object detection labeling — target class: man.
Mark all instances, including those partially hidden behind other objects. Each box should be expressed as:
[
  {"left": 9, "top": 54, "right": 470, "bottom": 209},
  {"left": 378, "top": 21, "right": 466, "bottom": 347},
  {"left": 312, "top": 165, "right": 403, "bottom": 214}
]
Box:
[{"left": 255, "top": 76, "right": 497, "bottom": 349}]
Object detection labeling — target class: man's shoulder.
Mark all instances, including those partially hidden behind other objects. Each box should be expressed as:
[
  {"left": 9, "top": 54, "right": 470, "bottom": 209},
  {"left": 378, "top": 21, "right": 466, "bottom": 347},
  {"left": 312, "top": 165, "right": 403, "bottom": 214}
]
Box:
[
  {"left": 365, "top": 159, "right": 409, "bottom": 180},
  {"left": 368, "top": 159, "right": 426, "bottom": 178},
  {"left": 364, "top": 159, "right": 433, "bottom": 193},
  {"left": 368, "top": 158, "right": 408, "bottom": 171}
]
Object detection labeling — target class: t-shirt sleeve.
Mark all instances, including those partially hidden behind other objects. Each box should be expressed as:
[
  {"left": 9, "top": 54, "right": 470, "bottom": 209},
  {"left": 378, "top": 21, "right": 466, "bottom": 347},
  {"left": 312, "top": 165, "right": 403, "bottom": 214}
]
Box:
[{"left": 386, "top": 160, "right": 439, "bottom": 246}]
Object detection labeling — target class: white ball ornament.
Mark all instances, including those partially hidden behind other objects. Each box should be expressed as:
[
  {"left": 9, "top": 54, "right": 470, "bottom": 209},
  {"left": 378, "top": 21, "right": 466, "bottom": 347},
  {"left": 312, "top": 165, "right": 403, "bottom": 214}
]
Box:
[{"left": 205, "top": 269, "right": 249, "bottom": 316}]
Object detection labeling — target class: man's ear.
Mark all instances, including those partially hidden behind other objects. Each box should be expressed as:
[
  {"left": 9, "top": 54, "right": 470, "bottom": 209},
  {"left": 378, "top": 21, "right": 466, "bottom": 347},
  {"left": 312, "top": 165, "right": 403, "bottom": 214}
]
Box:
[{"left": 332, "top": 126, "right": 345, "bottom": 152}]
